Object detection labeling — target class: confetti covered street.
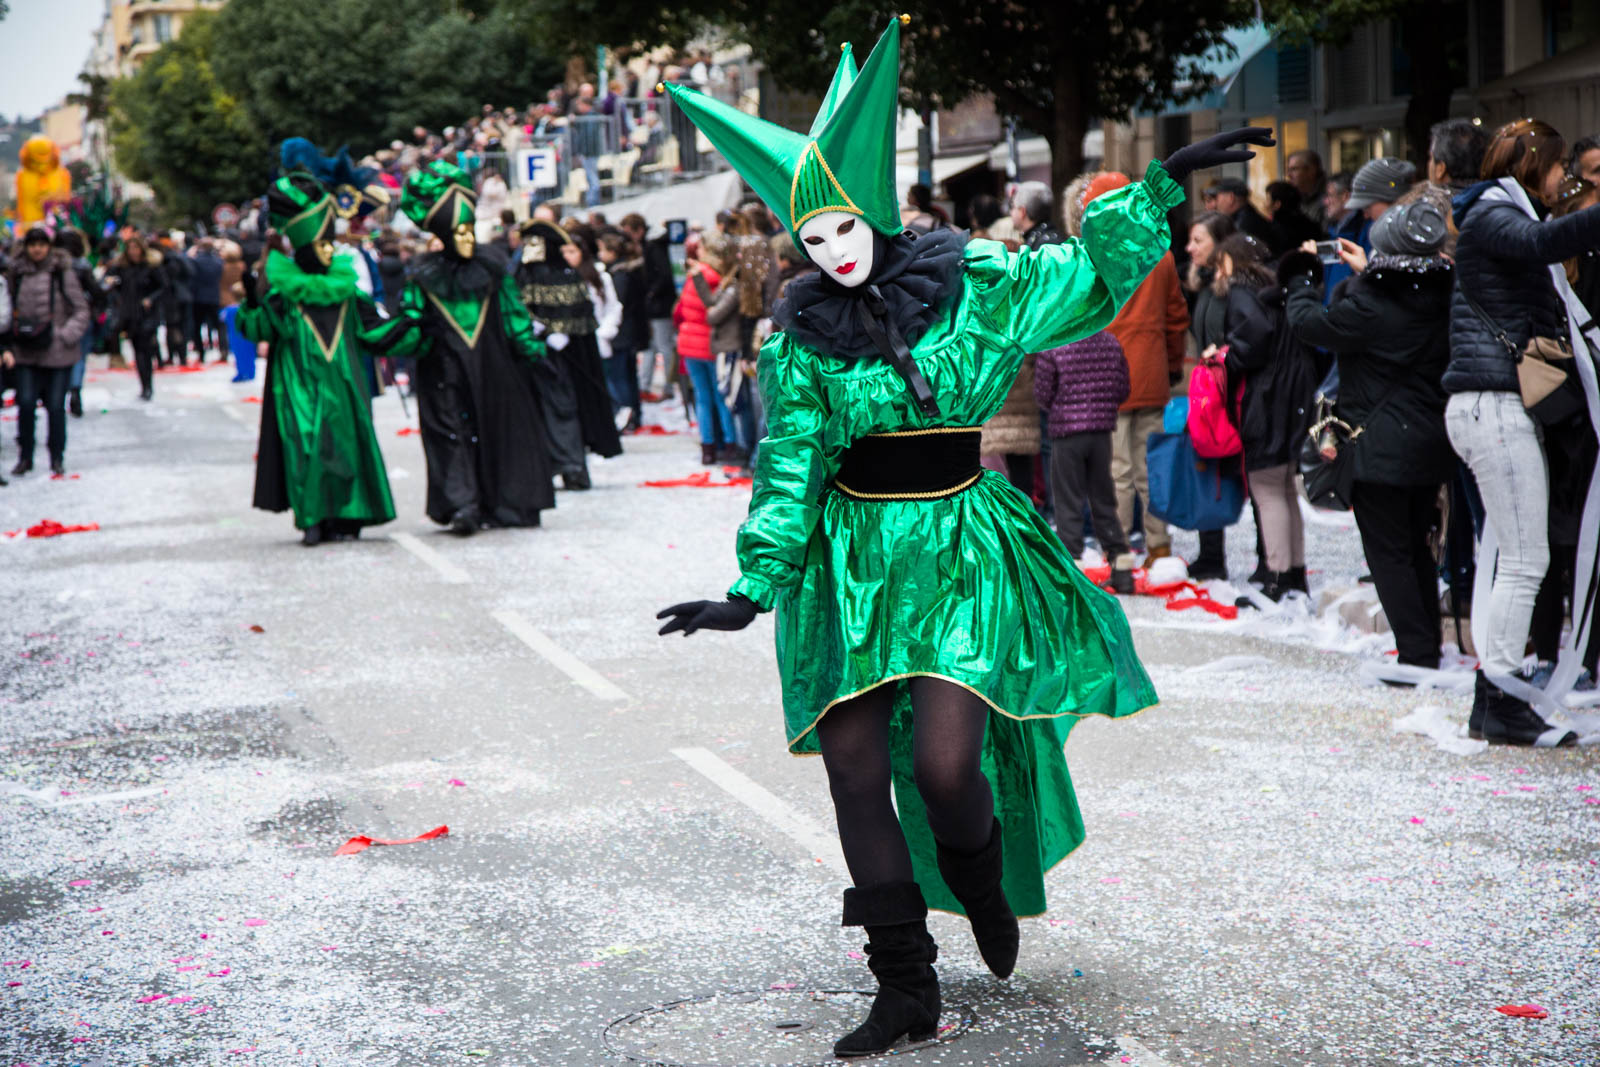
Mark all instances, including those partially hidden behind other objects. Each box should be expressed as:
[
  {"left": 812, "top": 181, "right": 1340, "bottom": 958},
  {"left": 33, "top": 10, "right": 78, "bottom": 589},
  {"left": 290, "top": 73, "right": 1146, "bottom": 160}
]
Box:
[{"left": 3, "top": 360, "right": 1597, "bottom": 1066}]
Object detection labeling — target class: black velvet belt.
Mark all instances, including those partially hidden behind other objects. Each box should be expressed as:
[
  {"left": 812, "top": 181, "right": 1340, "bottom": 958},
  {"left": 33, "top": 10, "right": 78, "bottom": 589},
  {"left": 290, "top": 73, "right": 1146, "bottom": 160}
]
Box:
[{"left": 833, "top": 428, "right": 983, "bottom": 501}]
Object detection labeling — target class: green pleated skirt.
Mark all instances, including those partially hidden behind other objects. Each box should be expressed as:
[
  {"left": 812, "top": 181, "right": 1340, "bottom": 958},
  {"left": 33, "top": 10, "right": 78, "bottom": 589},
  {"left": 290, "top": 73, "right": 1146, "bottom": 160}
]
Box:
[{"left": 772, "top": 470, "right": 1157, "bottom": 916}]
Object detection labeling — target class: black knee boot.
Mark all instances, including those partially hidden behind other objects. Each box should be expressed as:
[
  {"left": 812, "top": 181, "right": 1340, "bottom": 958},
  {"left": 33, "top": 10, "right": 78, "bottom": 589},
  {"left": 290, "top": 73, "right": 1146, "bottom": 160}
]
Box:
[
  {"left": 935, "top": 818, "right": 1018, "bottom": 979},
  {"left": 834, "top": 881, "right": 940, "bottom": 1058}
]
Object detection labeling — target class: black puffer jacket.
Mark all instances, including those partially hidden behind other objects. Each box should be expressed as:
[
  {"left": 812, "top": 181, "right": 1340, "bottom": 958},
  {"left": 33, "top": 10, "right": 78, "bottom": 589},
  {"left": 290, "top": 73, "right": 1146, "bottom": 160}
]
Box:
[
  {"left": 1443, "top": 179, "right": 1600, "bottom": 394},
  {"left": 1221, "top": 282, "right": 1317, "bottom": 472},
  {"left": 1285, "top": 261, "right": 1456, "bottom": 486}
]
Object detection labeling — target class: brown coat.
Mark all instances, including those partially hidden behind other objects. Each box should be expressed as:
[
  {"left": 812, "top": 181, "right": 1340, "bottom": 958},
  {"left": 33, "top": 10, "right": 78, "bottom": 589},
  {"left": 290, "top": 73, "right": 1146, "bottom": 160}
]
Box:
[
  {"left": 7, "top": 248, "right": 89, "bottom": 369},
  {"left": 980, "top": 353, "right": 1040, "bottom": 455},
  {"left": 1106, "top": 251, "right": 1189, "bottom": 412}
]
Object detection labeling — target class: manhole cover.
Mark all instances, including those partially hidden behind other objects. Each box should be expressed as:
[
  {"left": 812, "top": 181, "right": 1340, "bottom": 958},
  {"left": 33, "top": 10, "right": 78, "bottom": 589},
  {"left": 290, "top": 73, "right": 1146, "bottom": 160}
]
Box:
[{"left": 604, "top": 989, "right": 975, "bottom": 1066}]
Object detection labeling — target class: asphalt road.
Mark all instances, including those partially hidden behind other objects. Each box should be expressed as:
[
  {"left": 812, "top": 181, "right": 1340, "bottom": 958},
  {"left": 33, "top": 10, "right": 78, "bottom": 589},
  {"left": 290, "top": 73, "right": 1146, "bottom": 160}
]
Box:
[{"left": 2, "top": 356, "right": 1596, "bottom": 1067}]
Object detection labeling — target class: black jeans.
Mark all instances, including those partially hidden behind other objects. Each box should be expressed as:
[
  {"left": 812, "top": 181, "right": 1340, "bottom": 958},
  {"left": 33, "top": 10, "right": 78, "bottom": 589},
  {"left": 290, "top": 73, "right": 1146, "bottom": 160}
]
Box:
[
  {"left": 192, "top": 302, "right": 223, "bottom": 356},
  {"left": 13, "top": 364, "right": 71, "bottom": 463},
  {"left": 1351, "top": 480, "right": 1443, "bottom": 668},
  {"left": 1049, "top": 431, "right": 1129, "bottom": 561},
  {"left": 131, "top": 329, "right": 160, "bottom": 394}
]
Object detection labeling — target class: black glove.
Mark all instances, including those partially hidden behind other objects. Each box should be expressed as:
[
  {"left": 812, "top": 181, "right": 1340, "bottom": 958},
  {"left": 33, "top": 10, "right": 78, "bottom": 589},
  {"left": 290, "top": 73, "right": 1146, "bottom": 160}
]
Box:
[
  {"left": 1276, "top": 250, "right": 1324, "bottom": 289},
  {"left": 656, "top": 595, "right": 759, "bottom": 636},
  {"left": 240, "top": 267, "right": 260, "bottom": 307},
  {"left": 1159, "top": 127, "right": 1277, "bottom": 184}
]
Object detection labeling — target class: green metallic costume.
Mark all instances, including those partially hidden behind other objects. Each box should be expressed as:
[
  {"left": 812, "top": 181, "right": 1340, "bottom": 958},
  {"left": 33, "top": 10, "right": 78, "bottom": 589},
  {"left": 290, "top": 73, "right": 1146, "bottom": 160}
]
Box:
[
  {"left": 240, "top": 173, "right": 395, "bottom": 535},
  {"left": 665, "top": 22, "right": 1177, "bottom": 917}
]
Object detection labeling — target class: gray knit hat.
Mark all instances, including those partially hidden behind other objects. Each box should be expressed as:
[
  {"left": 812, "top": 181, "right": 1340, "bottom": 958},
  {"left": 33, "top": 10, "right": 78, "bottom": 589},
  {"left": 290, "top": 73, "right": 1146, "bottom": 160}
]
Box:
[
  {"left": 1369, "top": 199, "right": 1449, "bottom": 257},
  {"left": 1345, "top": 157, "right": 1416, "bottom": 210}
]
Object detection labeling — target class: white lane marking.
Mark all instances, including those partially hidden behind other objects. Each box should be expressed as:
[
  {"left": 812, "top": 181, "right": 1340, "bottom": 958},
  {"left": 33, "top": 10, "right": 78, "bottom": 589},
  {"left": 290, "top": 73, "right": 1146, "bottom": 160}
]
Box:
[
  {"left": 492, "top": 609, "right": 630, "bottom": 702},
  {"left": 1116, "top": 1035, "right": 1177, "bottom": 1066},
  {"left": 391, "top": 532, "right": 472, "bottom": 585},
  {"left": 0, "top": 782, "right": 167, "bottom": 807},
  {"left": 220, "top": 404, "right": 247, "bottom": 423},
  {"left": 671, "top": 746, "right": 847, "bottom": 874}
]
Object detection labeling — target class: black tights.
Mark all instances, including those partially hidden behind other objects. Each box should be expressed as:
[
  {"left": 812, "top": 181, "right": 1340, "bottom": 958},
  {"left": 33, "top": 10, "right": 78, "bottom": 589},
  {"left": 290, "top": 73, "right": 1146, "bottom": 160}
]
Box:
[{"left": 817, "top": 677, "right": 994, "bottom": 888}]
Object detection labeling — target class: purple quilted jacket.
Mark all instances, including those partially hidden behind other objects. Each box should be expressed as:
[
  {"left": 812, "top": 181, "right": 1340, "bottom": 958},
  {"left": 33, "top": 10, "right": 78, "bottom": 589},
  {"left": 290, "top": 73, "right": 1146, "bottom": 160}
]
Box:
[{"left": 1032, "top": 330, "right": 1130, "bottom": 436}]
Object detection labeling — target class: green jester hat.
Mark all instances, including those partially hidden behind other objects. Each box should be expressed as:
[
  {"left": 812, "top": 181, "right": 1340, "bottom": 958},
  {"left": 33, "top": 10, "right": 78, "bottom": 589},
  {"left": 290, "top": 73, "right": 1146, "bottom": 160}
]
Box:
[
  {"left": 400, "top": 160, "right": 478, "bottom": 242},
  {"left": 268, "top": 172, "right": 336, "bottom": 252},
  {"left": 664, "top": 16, "right": 907, "bottom": 249}
]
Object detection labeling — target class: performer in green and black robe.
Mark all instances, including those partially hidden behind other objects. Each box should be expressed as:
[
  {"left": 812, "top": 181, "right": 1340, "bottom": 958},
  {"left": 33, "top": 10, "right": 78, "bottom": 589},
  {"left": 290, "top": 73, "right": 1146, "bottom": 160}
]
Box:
[
  {"left": 385, "top": 161, "right": 553, "bottom": 534},
  {"left": 239, "top": 172, "right": 395, "bottom": 547},
  {"left": 514, "top": 219, "right": 623, "bottom": 490},
  {"left": 655, "top": 17, "right": 1275, "bottom": 1058}
]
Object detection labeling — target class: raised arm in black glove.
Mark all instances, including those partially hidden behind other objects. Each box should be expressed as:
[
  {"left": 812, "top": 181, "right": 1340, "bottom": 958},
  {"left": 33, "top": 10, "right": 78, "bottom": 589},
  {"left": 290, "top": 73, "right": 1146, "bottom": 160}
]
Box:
[
  {"left": 1160, "top": 127, "right": 1277, "bottom": 184},
  {"left": 656, "top": 596, "right": 759, "bottom": 636}
]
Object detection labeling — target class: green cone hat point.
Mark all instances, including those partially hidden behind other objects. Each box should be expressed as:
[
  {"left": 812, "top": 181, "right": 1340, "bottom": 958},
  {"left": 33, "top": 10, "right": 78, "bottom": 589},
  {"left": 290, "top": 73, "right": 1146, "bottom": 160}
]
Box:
[
  {"left": 665, "top": 18, "right": 904, "bottom": 244},
  {"left": 269, "top": 174, "right": 335, "bottom": 252},
  {"left": 400, "top": 160, "right": 478, "bottom": 241},
  {"left": 809, "top": 42, "right": 858, "bottom": 138}
]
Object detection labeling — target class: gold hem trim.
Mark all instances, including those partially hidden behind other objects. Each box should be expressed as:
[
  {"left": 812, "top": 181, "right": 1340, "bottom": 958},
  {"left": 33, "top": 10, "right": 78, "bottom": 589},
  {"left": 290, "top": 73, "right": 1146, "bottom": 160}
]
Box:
[
  {"left": 833, "top": 472, "right": 980, "bottom": 501},
  {"left": 424, "top": 290, "right": 490, "bottom": 350},
  {"left": 785, "top": 670, "right": 1160, "bottom": 754}
]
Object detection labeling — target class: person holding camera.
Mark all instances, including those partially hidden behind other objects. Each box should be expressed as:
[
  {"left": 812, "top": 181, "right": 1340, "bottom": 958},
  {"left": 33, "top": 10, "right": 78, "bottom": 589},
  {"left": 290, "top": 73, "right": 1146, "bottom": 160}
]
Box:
[{"left": 4, "top": 225, "right": 89, "bottom": 477}]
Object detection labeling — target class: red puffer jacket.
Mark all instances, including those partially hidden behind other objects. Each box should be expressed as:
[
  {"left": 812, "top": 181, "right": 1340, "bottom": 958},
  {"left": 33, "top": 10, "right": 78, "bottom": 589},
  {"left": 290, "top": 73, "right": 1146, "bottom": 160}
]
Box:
[{"left": 671, "top": 263, "right": 721, "bottom": 361}]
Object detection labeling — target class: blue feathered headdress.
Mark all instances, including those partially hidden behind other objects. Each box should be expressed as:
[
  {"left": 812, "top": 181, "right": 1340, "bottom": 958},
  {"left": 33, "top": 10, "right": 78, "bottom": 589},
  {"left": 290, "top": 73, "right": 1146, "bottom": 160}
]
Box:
[{"left": 278, "top": 138, "right": 389, "bottom": 220}]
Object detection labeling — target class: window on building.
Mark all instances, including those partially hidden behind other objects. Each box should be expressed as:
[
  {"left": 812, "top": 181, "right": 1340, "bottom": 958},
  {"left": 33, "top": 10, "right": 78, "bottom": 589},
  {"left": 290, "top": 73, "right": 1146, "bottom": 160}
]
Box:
[
  {"left": 1546, "top": 0, "right": 1600, "bottom": 55},
  {"left": 153, "top": 14, "right": 173, "bottom": 43},
  {"left": 1475, "top": 0, "right": 1505, "bottom": 83},
  {"left": 1277, "top": 44, "right": 1312, "bottom": 104},
  {"left": 1326, "top": 26, "right": 1373, "bottom": 111}
]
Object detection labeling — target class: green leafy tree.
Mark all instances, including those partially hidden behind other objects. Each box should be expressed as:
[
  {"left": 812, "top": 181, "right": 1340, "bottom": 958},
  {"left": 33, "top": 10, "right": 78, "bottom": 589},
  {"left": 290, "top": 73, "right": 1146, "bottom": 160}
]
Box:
[
  {"left": 107, "top": 12, "right": 269, "bottom": 223},
  {"left": 733, "top": 2, "right": 1249, "bottom": 220},
  {"left": 66, "top": 71, "right": 113, "bottom": 123},
  {"left": 210, "top": 0, "right": 437, "bottom": 150},
  {"left": 209, "top": 0, "right": 560, "bottom": 154},
  {"left": 1265, "top": 0, "right": 1466, "bottom": 166},
  {"left": 384, "top": 6, "right": 564, "bottom": 137}
]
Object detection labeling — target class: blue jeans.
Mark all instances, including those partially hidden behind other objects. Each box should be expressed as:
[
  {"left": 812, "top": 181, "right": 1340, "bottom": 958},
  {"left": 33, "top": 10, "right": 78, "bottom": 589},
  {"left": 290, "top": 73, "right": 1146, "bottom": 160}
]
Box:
[
  {"left": 685, "top": 358, "right": 736, "bottom": 446},
  {"left": 14, "top": 364, "right": 71, "bottom": 462},
  {"left": 604, "top": 345, "right": 640, "bottom": 415}
]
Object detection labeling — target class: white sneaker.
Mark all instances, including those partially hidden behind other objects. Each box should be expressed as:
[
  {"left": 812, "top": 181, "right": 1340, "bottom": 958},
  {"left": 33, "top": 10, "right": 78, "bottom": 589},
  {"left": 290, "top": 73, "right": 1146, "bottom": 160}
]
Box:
[{"left": 614, "top": 405, "right": 633, "bottom": 431}]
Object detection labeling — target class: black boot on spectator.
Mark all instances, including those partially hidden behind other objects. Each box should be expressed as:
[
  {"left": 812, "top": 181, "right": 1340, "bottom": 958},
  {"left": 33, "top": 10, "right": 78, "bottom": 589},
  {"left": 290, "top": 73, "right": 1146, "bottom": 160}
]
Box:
[
  {"left": 1469, "top": 671, "right": 1487, "bottom": 740},
  {"left": 69, "top": 388, "right": 83, "bottom": 417},
  {"left": 700, "top": 443, "right": 717, "bottom": 466},
  {"left": 1188, "top": 555, "right": 1227, "bottom": 582},
  {"left": 1285, "top": 566, "right": 1308, "bottom": 594},
  {"left": 1482, "top": 683, "right": 1577, "bottom": 748}
]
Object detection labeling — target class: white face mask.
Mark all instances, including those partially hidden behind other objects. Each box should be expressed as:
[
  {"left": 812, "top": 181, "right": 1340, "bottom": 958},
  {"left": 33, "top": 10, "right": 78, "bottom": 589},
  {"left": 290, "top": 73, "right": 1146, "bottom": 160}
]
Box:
[{"left": 798, "top": 211, "right": 874, "bottom": 288}]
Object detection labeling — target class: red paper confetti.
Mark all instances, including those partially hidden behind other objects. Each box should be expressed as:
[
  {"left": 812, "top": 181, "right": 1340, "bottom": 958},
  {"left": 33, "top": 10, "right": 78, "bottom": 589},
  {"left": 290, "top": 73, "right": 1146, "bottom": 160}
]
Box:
[
  {"left": 1495, "top": 1004, "right": 1549, "bottom": 1019},
  {"left": 640, "top": 471, "right": 752, "bottom": 489},
  {"left": 3, "top": 519, "right": 101, "bottom": 540},
  {"left": 240, "top": 396, "right": 262, "bottom": 403},
  {"left": 395, "top": 427, "right": 420, "bottom": 436},
  {"left": 634, "top": 423, "right": 681, "bottom": 435},
  {"left": 333, "top": 824, "right": 449, "bottom": 856}
]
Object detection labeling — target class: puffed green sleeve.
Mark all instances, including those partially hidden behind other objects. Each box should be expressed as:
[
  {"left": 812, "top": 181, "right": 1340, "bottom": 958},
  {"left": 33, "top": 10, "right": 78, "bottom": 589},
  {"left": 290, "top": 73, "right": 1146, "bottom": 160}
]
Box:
[
  {"left": 497, "top": 274, "right": 548, "bottom": 363},
  {"left": 971, "top": 159, "right": 1185, "bottom": 355},
  {"left": 728, "top": 333, "right": 832, "bottom": 611},
  {"left": 362, "top": 282, "right": 429, "bottom": 357},
  {"left": 235, "top": 297, "right": 280, "bottom": 344}
]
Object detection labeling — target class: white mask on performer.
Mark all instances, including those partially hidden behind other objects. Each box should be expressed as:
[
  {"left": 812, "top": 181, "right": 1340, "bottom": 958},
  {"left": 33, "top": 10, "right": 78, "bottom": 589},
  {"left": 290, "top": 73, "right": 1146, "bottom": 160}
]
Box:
[{"left": 799, "top": 210, "right": 874, "bottom": 289}]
